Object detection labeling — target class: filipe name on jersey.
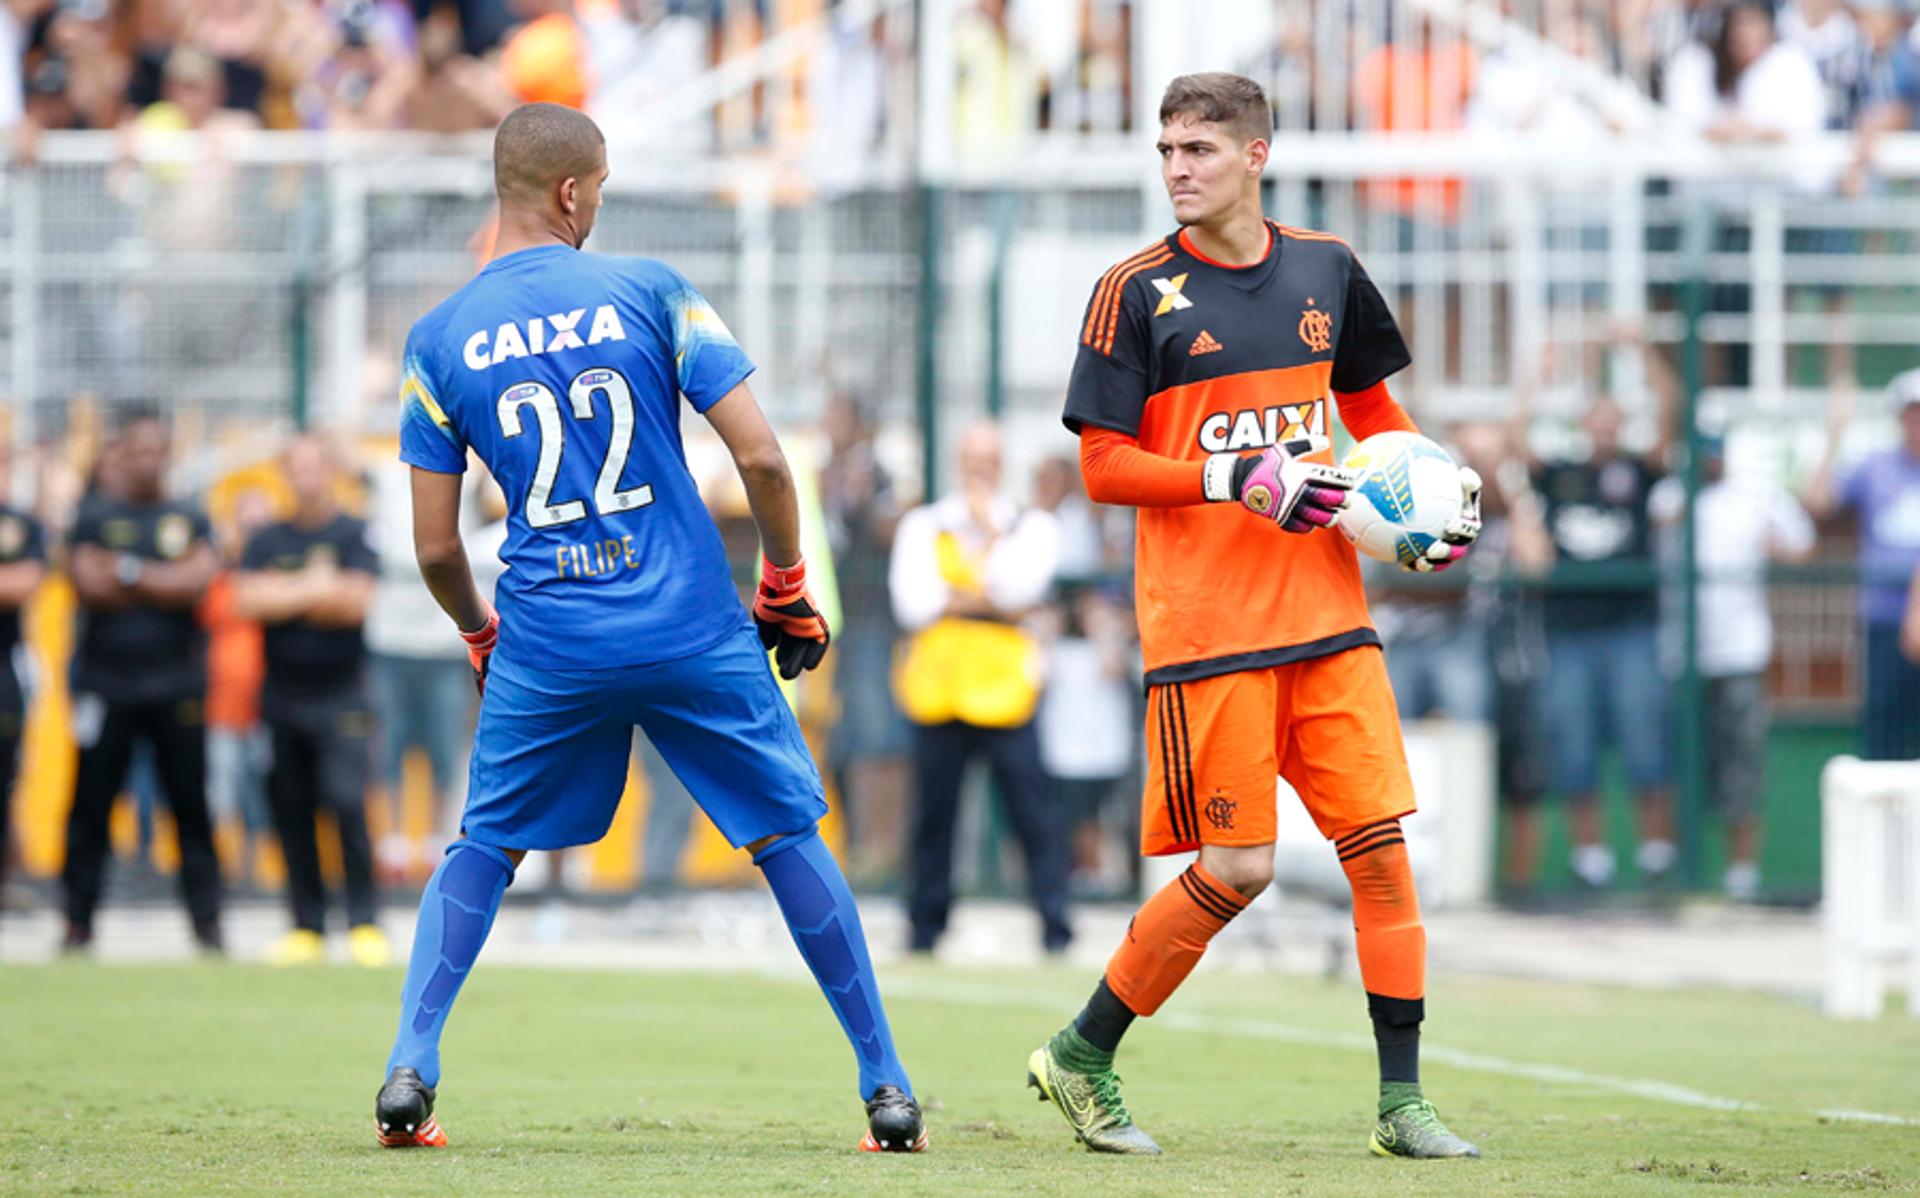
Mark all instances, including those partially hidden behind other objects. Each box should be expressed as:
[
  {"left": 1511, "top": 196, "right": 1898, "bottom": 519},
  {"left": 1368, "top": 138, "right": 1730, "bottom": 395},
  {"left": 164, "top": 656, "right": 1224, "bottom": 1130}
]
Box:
[{"left": 462, "top": 304, "right": 629, "bottom": 371}]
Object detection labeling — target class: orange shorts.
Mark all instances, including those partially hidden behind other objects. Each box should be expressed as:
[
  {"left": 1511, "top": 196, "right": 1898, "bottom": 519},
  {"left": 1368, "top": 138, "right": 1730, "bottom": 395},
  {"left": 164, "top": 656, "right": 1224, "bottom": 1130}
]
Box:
[{"left": 1141, "top": 646, "right": 1415, "bottom": 853}]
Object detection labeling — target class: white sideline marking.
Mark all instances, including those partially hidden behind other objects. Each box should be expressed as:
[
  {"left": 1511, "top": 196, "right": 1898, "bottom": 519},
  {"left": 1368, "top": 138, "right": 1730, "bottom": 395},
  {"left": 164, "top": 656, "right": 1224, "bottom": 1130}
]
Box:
[{"left": 880, "top": 979, "right": 1919, "bottom": 1128}]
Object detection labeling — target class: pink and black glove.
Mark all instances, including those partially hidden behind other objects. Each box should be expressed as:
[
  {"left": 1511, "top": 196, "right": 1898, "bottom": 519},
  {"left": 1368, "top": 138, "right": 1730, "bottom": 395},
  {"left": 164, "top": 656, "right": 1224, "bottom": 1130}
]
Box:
[
  {"left": 752, "top": 556, "right": 831, "bottom": 680},
  {"left": 1409, "top": 467, "right": 1484, "bottom": 573},
  {"left": 459, "top": 607, "right": 499, "bottom": 695},
  {"left": 1204, "top": 435, "right": 1357, "bottom": 533}
]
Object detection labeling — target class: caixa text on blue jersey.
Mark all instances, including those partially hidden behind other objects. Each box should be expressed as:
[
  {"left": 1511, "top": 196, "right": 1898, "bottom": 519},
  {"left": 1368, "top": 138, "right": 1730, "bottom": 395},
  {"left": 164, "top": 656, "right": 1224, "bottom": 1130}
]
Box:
[{"left": 463, "top": 304, "right": 628, "bottom": 371}]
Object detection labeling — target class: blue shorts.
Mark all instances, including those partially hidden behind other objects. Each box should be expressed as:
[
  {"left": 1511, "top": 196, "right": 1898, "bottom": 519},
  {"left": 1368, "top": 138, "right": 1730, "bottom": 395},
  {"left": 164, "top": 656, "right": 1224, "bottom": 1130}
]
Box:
[
  {"left": 1541, "top": 622, "right": 1670, "bottom": 796},
  {"left": 461, "top": 624, "right": 827, "bottom": 851}
]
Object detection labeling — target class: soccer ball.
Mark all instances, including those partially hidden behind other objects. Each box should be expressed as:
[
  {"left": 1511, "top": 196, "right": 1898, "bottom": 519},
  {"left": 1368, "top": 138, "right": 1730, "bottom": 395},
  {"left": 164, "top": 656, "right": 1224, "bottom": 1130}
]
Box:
[{"left": 1335, "top": 431, "right": 1463, "bottom": 567}]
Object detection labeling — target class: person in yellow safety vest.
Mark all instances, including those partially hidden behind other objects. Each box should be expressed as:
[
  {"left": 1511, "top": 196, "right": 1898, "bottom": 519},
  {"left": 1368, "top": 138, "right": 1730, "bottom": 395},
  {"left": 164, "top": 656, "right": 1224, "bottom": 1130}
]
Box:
[{"left": 889, "top": 421, "right": 1070, "bottom": 955}]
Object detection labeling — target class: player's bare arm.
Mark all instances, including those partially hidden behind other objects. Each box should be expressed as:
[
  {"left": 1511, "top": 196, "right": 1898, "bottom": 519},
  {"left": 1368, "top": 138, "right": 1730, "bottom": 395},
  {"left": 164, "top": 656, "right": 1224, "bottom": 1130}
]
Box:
[
  {"left": 704, "top": 381, "right": 801, "bottom": 567},
  {"left": 704, "top": 381, "right": 831, "bottom": 680},
  {"left": 408, "top": 467, "right": 490, "bottom": 634}
]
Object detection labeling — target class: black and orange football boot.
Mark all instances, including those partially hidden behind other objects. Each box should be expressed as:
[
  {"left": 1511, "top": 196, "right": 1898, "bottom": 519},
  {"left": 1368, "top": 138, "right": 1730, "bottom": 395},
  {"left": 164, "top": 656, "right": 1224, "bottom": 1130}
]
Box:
[
  {"left": 375, "top": 1067, "right": 448, "bottom": 1148},
  {"left": 858, "top": 1084, "right": 927, "bottom": 1153}
]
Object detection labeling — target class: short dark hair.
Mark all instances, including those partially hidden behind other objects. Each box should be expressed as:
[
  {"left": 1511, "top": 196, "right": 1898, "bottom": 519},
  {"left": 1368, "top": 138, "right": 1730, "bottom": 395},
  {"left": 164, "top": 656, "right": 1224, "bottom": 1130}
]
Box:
[
  {"left": 493, "top": 103, "right": 606, "bottom": 208},
  {"left": 1159, "top": 73, "right": 1273, "bottom": 146},
  {"left": 112, "top": 403, "right": 167, "bottom": 437}
]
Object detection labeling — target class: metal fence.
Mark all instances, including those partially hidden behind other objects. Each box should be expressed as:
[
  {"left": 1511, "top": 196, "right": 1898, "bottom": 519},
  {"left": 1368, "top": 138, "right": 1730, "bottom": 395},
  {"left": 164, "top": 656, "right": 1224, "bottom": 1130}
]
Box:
[
  {"left": 3, "top": 132, "right": 1918, "bottom": 712},
  {"left": 2, "top": 127, "right": 1918, "bottom": 897},
  {"left": 5, "top": 132, "right": 1918, "bottom": 432}
]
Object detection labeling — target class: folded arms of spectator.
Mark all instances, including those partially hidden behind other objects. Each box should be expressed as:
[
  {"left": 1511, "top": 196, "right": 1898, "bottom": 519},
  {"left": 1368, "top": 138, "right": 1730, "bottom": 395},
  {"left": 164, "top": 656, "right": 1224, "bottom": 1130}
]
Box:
[
  {"left": 233, "top": 559, "right": 375, "bottom": 628},
  {"left": 71, "top": 541, "right": 217, "bottom": 613},
  {"left": 0, "top": 557, "right": 45, "bottom": 610}
]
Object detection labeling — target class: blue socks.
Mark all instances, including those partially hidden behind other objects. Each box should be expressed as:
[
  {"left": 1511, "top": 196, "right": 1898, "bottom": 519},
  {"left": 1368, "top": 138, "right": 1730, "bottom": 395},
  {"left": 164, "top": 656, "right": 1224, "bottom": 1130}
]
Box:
[
  {"left": 754, "top": 825, "right": 911, "bottom": 1100},
  {"left": 386, "top": 840, "right": 515, "bottom": 1088},
  {"left": 384, "top": 829, "right": 905, "bottom": 1103}
]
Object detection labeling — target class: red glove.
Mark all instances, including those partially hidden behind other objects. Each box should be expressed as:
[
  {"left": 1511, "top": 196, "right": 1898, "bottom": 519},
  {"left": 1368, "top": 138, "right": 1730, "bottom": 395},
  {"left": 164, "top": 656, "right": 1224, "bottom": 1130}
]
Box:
[
  {"left": 752, "top": 556, "right": 831, "bottom": 680},
  {"left": 459, "top": 608, "right": 499, "bottom": 694}
]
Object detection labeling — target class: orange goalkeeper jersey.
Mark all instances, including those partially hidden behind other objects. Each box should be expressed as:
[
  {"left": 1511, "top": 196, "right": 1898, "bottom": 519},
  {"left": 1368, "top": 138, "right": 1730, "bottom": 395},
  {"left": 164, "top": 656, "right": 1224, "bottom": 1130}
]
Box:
[{"left": 1061, "top": 220, "right": 1413, "bottom": 686}]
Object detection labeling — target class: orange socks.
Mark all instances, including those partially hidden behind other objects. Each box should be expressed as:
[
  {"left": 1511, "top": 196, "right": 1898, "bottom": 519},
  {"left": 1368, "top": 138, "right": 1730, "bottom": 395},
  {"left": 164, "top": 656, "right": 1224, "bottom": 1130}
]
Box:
[
  {"left": 1338, "top": 819, "right": 1426, "bottom": 1003},
  {"left": 1104, "top": 863, "right": 1249, "bottom": 1017},
  {"left": 1337, "top": 819, "right": 1426, "bottom": 1082}
]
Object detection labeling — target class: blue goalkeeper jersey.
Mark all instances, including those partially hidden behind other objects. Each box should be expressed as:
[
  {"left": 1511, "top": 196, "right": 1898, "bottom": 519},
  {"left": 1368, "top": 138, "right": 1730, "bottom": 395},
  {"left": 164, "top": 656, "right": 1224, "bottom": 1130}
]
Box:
[{"left": 398, "top": 244, "right": 754, "bottom": 671}]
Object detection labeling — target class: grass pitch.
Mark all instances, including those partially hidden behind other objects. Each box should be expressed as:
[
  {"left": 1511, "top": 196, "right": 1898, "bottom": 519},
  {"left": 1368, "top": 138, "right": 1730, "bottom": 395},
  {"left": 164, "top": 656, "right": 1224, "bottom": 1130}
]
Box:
[{"left": 5, "top": 959, "right": 1919, "bottom": 1196}]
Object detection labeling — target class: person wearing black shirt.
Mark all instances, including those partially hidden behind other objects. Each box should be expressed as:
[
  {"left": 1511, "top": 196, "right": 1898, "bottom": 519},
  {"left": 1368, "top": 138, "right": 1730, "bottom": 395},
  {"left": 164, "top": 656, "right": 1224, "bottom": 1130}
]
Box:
[
  {"left": 0, "top": 456, "right": 48, "bottom": 908},
  {"left": 235, "top": 437, "right": 387, "bottom": 967},
  {"left": 1511, "top": 332, "right": 1679, "bottom": 891},
  {"left": 64, "top": 414, "right": 222, "bottom": 951}
]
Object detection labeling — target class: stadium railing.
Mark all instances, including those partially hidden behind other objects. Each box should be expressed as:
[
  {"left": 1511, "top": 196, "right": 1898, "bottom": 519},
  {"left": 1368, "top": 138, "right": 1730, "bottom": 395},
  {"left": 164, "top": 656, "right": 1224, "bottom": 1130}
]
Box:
[
  {"left": 4, "top": 130, "right": 1919, "bottom": 467},
  {"left": 1, "top": 129, "right": 1914, "bottom": 900}
]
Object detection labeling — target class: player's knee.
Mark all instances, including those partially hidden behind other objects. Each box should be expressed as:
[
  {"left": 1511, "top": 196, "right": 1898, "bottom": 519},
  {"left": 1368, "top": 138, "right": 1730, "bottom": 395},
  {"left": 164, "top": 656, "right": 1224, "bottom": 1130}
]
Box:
[
  {"left": 447, "top": 838, "right": 523, "bottom": 874},
  {"left": 747, "top": 823, "right": 820, "bottom": 866},
  {"left": 1198, "top": 844, "right": 1273, "bottom": 899}
]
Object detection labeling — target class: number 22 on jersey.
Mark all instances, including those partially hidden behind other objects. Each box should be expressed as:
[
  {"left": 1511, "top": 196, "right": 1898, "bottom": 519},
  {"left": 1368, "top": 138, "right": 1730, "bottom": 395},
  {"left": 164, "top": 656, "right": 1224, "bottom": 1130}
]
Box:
[{"left": 497, "top": 366, "right": 654, "bottom": 528}]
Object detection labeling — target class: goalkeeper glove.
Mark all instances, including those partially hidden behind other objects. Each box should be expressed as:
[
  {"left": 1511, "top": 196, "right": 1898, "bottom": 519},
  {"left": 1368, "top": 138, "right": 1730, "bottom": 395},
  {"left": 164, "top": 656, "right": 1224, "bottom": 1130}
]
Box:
[
  {"left": 1408, "top": 467, "right": 1484, "bottom": 573},
  {"left": 459, "top": 607, "right": 498, "bottom": 695},
  {"left": 753, "top": 556, "right": 831, "bottom": 680},
  {"left": 1204, "top": 435, "right": 1356, "bottom": 533}
]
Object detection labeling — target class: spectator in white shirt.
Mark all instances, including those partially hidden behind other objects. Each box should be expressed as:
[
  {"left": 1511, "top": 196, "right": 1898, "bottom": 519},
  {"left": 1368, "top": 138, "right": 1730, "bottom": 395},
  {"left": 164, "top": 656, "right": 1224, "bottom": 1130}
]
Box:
[
  {"left": 1651, "top": 435, "right": 1815, "bottom": 901},
  {"left": 1665, "top": 1, "right": 1827, "bottom": 188},
  {"left": 889, "top": 422, "right": 1069, "bottom": 955},
  {"left": 1665, "top": 3, "right": 1829, "bottom": 384},
  {"left": 1778, "top": 0, "right": 1869, "bottom": 130}
]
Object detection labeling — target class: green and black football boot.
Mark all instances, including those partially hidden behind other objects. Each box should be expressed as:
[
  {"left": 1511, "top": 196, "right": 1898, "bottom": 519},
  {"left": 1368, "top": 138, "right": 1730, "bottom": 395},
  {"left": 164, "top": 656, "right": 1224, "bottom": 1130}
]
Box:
[
  {"left": 1370, "top": 1090, "right": 1479, "bottom": 1159},
  {"left": 1026, "top": 1029, "right": 1162, "bottom": 1155}
]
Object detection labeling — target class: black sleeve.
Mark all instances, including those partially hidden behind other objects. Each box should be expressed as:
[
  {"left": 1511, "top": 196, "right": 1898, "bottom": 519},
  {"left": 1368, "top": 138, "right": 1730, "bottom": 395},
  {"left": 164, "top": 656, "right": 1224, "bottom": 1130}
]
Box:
[
  {"left": 239, "top": 526, "right": 279, "bottom": 572},
  {"left": 1062, "top": 276, "right": 1153, "bottom": 436},
  {"left": 185, "top": 505, "right": 214, "bottom": 549},
  {"left": 18, "top": 514, "right": 45, "bottom": 563},
  {"left": 339, "top": 518, "right": 380, "bottom": 575},
  {"left": 68, "top": 498, "right": 108, "bottom": 549},
  {"left": 1331, "top": 251, "right": 1412, "bottom": 394}
]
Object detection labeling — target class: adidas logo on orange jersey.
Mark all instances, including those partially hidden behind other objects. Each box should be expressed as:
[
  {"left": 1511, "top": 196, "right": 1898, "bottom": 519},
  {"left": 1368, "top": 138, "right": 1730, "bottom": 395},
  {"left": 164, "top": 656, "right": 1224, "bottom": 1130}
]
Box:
[{"left": 1188, "top": 330, "right": 1224, "bottom": 357}]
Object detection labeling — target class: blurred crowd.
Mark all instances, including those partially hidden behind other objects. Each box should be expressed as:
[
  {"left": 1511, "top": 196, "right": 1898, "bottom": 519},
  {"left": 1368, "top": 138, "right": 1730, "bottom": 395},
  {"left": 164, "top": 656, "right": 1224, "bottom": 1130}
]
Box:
[
  {"left": 0, "top": 0, "right": 911, "bottom": 154},
  {"left": 2, "top": 0, "right": 1920, "bottom": 950},
  {"left": 2, "top": 347, "right": 1919, "bottom": 955},
  {"left": 3, "top": 0, "right": 1915, "bottom": 156}
]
